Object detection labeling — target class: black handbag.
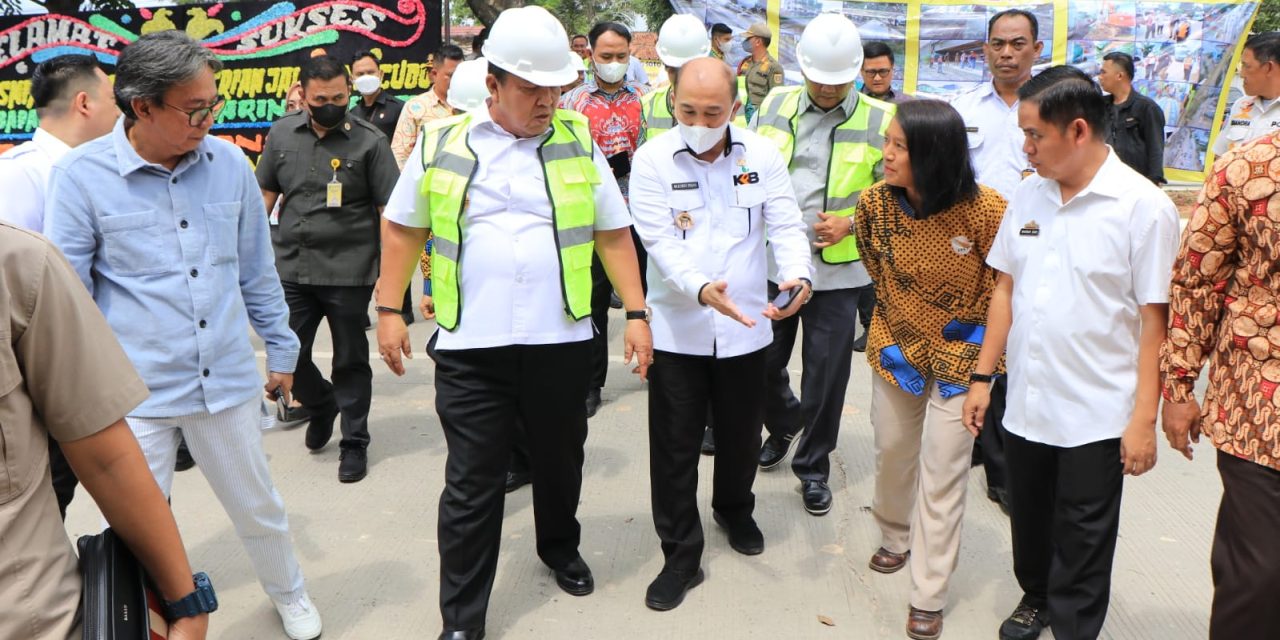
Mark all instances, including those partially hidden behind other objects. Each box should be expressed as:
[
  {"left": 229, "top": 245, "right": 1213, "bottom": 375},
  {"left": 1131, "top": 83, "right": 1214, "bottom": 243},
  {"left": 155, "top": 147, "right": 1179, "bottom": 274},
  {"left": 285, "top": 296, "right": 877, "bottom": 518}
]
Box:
[{"left": 77, "top": 528, "right": 168, "bottom": 640}]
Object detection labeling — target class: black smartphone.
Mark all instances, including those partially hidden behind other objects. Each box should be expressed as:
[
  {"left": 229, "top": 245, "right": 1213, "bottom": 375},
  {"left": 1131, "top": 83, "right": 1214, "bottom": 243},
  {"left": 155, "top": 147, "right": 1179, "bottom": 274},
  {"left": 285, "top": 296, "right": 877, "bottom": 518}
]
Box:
[{"left": 772, "top": 287, "right": 798, "bottom": 310}]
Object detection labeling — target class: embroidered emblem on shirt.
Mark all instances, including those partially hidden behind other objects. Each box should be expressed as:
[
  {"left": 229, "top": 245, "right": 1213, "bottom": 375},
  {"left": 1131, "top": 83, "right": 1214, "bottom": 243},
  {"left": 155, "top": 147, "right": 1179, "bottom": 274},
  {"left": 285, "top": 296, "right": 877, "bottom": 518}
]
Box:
[
  {"left": 733, "top": 172, "right": 760, "bottom": 185},
  {"left": 950, "top": 235, "right": 973, "bottom": 255}
]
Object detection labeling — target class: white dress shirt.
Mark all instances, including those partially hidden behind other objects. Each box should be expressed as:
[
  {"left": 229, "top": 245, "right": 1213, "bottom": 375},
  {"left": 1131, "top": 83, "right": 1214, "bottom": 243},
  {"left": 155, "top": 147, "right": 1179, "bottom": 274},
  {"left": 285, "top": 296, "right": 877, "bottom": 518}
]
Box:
[
  {"left": 1212, "top": 94, "right": 1280, "bottom": 155},
  {"left": 0, "top": 128, "right": 71, "bottom": 231},
  {"left": 952, "top": 82, "right": 1028, "bottom": 200},
  {"left": 985, "top": 150, "right": 1180, "bottom": 448},
  {"left": 383, "top": 107, "right": 632, "bottom": 351},
  {"left": 629, "top": 125, "right": 812, "bottom": 359}
]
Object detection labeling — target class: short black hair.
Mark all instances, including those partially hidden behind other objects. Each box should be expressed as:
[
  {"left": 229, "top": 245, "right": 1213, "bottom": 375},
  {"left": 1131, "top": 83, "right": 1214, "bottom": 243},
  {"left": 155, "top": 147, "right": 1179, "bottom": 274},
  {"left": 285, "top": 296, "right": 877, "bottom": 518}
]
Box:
[
  {"left": 588, "top": 22, "right": 632, "bottom": 48},
  {"left": 351, "top": 50, "right": 379, "bottom": 66},
  {"left": 1102, "top": 51, "right": 1135, "bottom": 79},
  {"left": 488, "top": 62, "right": 510, "bottom": 85},
  {"left": 988, "top": 9, "right": 1039, "bottom": 41},
  {"left": 1017, "top": 65, "right": 1107, "bottom": 138},
  {"left": 473, "top": 26, "right": 489, "bottom": 52},
  {"left": 31, "top": 54, "right": 102, "bottom": 116},
  {"left": 438, "top": 44, "right": 465, "bottom": 63},
  {"left": 300, "top": 54, "right": 349, "bottom": 87},
  {"left": 571, "top": 34, "right": 589, "bottom": 44},
  {"left": 892, "top": 100, "right": 979, "bottom": 219},
  {"left": 711, "top": 23, "right": 732, "bottom": 37},
  {"left": 863, "top": 41, "right": 894, "bottom": 65},
  {"left": 1245, "top": 31, "right": 1280, "bottom": 66}
]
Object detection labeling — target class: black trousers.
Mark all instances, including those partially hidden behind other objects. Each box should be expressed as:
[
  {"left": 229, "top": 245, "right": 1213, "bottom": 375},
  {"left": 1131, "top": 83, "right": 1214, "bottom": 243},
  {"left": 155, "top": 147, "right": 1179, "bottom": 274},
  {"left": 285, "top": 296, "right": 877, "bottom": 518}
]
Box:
[
  {"left": 47, "top": 436, "right": 78, "bottom": 520},
  {"left": 588, "top": 231, "right": 648, "bottom": 392},
  {"left": 978, "top": 375, "right": 1009, "bottom": 490},
  {"left": 762, "top": 285, "right": 861, "bottom": 481},
  {"left": 429, "top": 337, "right": 592, "bottom": 630},
  {"left": 1006, "top": 431, "right": 1123, "bottom": 640},
  {"left": 1211, "top": 450, "right": 1280, "bottom": 639},
  {"left": 649, "top": 348, "right": 765, "bottom": 574},
  {"left": 284, "top": 281, "right": 374, "bottom": 450}
]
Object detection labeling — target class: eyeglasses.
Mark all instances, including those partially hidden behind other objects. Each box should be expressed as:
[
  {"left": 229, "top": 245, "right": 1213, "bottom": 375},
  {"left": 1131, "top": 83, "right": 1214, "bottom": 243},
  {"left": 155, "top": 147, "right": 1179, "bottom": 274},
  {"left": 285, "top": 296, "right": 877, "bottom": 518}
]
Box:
[
  {"left": 164, "top": 96, "right": 226, "bottom": 126},
  {"left": 987, "top": 38, "right": 1030, "bottom": 52},
  {"left": 863, "top": 68, "right": 893, "bottom": 78}
]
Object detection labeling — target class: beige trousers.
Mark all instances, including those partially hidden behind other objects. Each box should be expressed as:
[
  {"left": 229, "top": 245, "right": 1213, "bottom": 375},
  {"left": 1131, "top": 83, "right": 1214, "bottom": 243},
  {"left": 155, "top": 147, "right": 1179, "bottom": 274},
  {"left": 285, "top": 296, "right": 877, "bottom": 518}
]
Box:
[{"left": 870, "top": 375, "right": 975, "bottom": 612}]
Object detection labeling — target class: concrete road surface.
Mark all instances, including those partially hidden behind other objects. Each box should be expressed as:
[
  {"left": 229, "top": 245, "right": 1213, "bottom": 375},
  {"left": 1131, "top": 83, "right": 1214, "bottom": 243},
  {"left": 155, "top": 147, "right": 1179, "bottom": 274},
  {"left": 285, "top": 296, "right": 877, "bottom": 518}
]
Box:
[{"left": 65, "top": 303, "right": 1221, "bottom": 640}]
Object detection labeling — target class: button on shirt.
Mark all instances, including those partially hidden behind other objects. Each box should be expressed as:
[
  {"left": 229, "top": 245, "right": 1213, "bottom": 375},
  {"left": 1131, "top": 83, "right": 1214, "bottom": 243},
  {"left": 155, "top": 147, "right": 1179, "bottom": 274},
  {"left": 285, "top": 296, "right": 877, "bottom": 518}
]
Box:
[
  {"left": 383, "top": 108, "right": 632, "bottom": 351},
  {"left": 630, "top": 125, "right": 813, "bottom": 358},
  {"left": 257, "top": 112, "right": 401, "bottom": 286},
  {"left": 44, "top": 118, "right": 300, "bottom": 418},
  {"left": 1212, "top": 94, "right": 1280, "bottom": 155},
  {"left": 985, "top": 150, "right": 1180, "bottom": 447},
  {"left": 0, "top": 128, "right": 71, "bottom": 230},
  {"left": 952, "top": 82, "right": 1027, "bottom": 200},
  {"left": 767, "top": 89, "right": 874, "bottom": 291}
]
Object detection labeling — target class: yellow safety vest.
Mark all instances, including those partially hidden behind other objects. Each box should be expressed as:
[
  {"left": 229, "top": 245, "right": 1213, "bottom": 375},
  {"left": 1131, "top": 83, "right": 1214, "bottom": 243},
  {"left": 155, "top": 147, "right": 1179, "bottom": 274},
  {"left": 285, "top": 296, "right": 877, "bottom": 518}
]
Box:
[
  {"left": 755, "top": 86, "right": 894, "bottom": 264},
  {"left": 641, "top": 85, "right": 749, "bottom": 142},
  {"left": 418, "top": 109, "right": 599, "bottom": 330}
]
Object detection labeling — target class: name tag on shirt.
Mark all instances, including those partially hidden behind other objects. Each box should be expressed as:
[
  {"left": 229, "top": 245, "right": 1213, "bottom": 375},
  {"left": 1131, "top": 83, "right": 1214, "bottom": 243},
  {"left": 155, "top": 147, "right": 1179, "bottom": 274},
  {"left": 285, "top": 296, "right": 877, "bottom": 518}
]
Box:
[
  {"left": 1019, "top": 220, "right": 1040, "bottom": 237},
  {"left": 327, "top": 180, "right": 343, "bottom": 208},
  {"left": 671, "top": 181, "right": 699, "bottom": 191}
]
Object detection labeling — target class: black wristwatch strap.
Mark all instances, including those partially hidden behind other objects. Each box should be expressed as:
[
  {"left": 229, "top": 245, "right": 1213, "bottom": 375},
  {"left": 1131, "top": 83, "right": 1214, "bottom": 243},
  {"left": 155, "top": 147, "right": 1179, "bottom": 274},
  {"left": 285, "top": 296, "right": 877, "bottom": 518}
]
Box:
[
  {"left": 163, "top": 572, "right": 218, "bottom": 621},
  {"left": 374, "top": 305, "right": 402, "bottom": 314},
  {"left": 625, "top": 310, "right": 647, "bottom": 321},
  {"left": 969, "top": 372, "right": 994, "bottom": 384}
]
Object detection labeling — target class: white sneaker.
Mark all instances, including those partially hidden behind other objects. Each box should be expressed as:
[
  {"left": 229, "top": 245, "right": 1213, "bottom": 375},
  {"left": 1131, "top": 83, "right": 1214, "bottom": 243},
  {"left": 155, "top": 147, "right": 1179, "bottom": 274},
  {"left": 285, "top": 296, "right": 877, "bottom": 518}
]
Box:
[{"left": 272, "top": 593, "right": 322, "bottom": 640}]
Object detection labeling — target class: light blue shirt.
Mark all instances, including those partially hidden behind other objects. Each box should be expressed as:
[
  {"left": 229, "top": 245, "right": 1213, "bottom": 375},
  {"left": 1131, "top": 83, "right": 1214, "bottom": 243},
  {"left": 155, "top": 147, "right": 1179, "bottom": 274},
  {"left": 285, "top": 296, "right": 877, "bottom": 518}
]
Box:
[{"left": 45, "top": 118, "right": 299, "bottom": 418}]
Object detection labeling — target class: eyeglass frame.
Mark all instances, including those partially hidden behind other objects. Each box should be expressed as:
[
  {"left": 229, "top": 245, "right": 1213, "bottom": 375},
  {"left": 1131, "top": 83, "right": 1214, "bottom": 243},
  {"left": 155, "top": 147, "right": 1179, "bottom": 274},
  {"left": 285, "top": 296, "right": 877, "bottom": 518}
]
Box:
[
  {"left": 163, "top": 96, "right": 227, "bottom": 127},
  {"left": 862, "top": 68, "right": 894, "bottom": 78}
]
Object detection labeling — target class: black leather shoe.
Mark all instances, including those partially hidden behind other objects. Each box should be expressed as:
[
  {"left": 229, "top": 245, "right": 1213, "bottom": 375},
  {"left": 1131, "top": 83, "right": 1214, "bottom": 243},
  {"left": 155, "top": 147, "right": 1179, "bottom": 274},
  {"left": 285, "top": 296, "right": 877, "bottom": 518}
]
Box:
[
  {"left": 585, "top": 388, "right": 603, "bottom": 418},
  {"left": 174, "top": 439, "right": 196, "bottom": 472},
  {"left": 505, "top": 470, "right": 531, "bottom": 493},
  {"left": 987, "top": 486, "right": 1010, "bottom": 516},
  {"left": 305, "top": 406, "right": 338, "bottom": 451},
  {"left": 758, "top": 432, "right": 797, "bottom": 470},
  {"left": 338, "top": 447, "right": 368, "bottom": 483},
  {"left": 644, "top": 568, "right": 704, "bottom": 611},
  {"left": 552, "top": 556, "right": 594, "bottom": 596},
  {"left": 800, "top": 480, "right": 832, "bottom": 516},
  {"left": 712, "top": 511, "right": 764, "bottom": 555},
  {"left": 437, "top": 629, "right": 485, "bottom": 640},
  {"left": 700, "top": 428, "right": 716, "bottom": 456},
  {"left": 852, "top": 331, "right": 868, "bottom": 353},
  {"left": 999, "top": 600, "right": 1050, "bottom": 640}
]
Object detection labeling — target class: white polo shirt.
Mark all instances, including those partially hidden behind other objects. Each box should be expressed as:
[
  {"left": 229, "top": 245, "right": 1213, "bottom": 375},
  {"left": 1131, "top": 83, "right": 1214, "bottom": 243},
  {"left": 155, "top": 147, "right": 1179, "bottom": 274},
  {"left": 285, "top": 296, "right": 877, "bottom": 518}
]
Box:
[
  {"left": 629, "top": 125, "right": 812, "bottom": 359},
  {"left": 1212, "top": 94, "right": 1280, "bottom": 156},
  {"left": 0, "top": 128, "right": 71, "bottom": 231},
  {"left": 383, "top": 108, "right": 632, "bottom": 351},
  {"left": 952, "top": 82, "right": 1028, "bottom": 200},
  {"left": 985, "top": 150, "right": 1180, "bottom": 448}
]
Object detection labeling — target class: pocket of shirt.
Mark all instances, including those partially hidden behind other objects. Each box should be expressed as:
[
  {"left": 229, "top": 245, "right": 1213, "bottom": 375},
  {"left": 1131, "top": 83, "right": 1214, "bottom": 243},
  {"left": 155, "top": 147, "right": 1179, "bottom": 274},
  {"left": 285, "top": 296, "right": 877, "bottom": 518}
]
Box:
[
  {"left": 966, "top": 130, "right": 984, "bottom": 150},
  {"left": 0, "top": 339, "right": 25, "bottom": 504},
  {"left": 726, "top": 185, "right": 765, "bottom": 239},
  {"left": 1226, "top": 125, "right": 1251, "bottom": 142},
  {"left": 99, "top": 210, "right": 172, "bottom": 276},
  {"left": 204, "top": 203, "right": 241, "bottom": 265}
]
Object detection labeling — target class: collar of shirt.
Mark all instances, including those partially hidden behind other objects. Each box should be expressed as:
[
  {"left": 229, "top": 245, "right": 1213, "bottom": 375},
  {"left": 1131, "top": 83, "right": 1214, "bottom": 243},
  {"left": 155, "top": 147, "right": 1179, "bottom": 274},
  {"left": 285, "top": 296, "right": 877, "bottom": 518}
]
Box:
[
  {"left": 861, "top": 88, "right": 895, "bottom": 102},
  {"left": 1255, "top": 95, "right": 1280, "bottom": 113},
  {"left": 31, "top": 127, "right": 71, "bottom": 157},
  {"left": 798, "top": 87, "right": 857, "bottom": 118},
  {"left": 1036, "top": 148, "right": 1129, "bottom": 206},
  {"left": 109, "top": 117, "right": 212, "bottom": 177},
  {"left": 974, "top": 80, "right": 1018, "bottom": 109},
  {"left": 465, "top": 102, "right": 555, "bottom": 144}
]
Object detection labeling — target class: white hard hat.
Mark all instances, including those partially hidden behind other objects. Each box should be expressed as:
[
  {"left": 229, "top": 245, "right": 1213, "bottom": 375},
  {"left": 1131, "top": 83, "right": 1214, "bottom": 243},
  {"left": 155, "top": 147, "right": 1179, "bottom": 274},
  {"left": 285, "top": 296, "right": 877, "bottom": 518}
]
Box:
[
  {"left": 481, "top": 6, "right": 578, "bottom": 87},
  {"left": 657, "top": 14, "right": 711, "bottom": 68},
  {"left": 795, "top": 12, "right": 863, "bottom": 85},
  {"left": 447, "top": 57, "right": 491, "bottom": 113}
]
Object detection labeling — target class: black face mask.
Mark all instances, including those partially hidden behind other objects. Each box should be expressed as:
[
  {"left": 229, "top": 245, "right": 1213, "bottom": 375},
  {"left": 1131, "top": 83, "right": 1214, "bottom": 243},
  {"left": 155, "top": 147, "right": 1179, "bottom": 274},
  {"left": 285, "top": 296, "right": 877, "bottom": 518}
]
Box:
[{"left": 310, "top": 103, "right": 347, "bottom": 129}]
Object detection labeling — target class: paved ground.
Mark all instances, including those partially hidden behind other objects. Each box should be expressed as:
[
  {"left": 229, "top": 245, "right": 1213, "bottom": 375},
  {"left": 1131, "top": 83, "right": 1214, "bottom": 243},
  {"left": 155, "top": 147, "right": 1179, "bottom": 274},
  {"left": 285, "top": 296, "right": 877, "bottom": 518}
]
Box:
[{"left": 66, "top": 297, "right": 1221, "bottom": 640}]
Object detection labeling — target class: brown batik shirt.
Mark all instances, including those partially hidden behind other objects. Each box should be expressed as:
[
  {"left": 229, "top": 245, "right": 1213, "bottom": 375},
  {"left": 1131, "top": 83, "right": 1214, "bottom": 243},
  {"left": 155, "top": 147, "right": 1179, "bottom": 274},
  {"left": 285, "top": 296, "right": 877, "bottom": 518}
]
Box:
[{"left": 1161, "top": 131, "right": 1280, "bottom": 471}]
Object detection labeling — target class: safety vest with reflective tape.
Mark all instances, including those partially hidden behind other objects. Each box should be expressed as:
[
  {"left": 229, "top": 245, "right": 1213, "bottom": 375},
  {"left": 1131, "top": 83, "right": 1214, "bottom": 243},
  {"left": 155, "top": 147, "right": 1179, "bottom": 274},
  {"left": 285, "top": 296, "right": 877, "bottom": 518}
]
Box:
[
  {"left": 418, "top": 109, "right": 599, "bottom": 331},
  {"left": 755, "top": 86, "right": 894, "bottom": 264},
  {"left": 641, "top": 85, "right": 750, "bottom": 142}
]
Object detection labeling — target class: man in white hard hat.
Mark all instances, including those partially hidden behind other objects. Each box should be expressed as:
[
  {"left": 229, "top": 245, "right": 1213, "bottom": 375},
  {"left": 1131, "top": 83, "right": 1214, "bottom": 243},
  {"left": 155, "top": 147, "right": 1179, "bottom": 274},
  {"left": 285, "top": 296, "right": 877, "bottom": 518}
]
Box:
[
  {"left": 630, "top": 56, "right": 812, "bottom": 611},
  {"left": 752, "top": 13, "right": 894, "bottom": 517},
  {"left": 640, "top": 14, "right": 710, "bottom": 143},
  {"left": 375, "top": 7, "right": 652, "bottom": 639}
]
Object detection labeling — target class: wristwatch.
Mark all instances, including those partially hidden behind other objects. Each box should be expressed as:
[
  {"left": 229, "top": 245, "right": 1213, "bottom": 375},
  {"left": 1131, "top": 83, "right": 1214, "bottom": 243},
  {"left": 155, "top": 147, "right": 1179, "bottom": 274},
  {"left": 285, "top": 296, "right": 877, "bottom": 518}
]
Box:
[
  {"left": 969, "top": 372, "right": 994, "bottom": 384},
  {"left": 162, "top": 572, "right": 218, "bottom": 621},
  {"left": 625, "top": 307, "right": 652, "bottom": 323}
]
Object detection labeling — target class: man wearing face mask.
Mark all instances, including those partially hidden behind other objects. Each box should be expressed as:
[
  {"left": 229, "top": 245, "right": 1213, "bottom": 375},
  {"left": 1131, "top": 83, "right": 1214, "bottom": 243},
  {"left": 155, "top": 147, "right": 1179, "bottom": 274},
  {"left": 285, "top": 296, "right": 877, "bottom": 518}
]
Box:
[
  {"left": 257, "top": 54, "right": 401, "bottom": 484},
  {"left": 561, "top": 21, "right": 649, "bottom": 418},
  {"left": 351, "top": 50, "right": 403, "bottom": 142},
  {"left": 739, "top": 22, "right": 784, "bottom": 123},
  {"left": 709, "top": 23, "right": 733, "bottom": 62},
  {"left": 752, "top": 14, "right": 893, "bottom": 516},
  {"left": 630, "top": 56, "right": 812, "bottom": 611}
]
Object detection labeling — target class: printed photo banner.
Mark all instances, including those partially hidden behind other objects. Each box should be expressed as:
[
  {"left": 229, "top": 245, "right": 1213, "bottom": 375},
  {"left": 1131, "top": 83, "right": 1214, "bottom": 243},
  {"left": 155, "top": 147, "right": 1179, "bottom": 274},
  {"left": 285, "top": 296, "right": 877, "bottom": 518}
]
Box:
[
  {"left": 677, "top": 0, "right": 1259, "bottom": 182},
  {"left": 0, "top": 0, "right": 441, "bottom": 163}
]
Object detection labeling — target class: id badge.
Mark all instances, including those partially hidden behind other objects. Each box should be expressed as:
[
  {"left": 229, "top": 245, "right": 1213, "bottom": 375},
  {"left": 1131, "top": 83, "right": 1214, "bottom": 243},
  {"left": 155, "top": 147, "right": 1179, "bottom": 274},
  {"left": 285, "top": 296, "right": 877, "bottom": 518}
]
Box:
[{"left": 327, "top": 180, "right": 342, "bottom": 207}]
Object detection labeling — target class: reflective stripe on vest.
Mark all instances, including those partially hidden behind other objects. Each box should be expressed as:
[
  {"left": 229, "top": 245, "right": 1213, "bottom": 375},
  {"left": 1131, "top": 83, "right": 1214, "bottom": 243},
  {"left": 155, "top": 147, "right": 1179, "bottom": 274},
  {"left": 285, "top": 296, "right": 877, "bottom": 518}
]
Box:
[
  {"left": 418, "top": 110, "right": 599, "bottom": 331},
  {"left": 755, "top": 86, "right": 894, "bottom": 264},
  {"left": 641, "top": 87, "right": 674, "bottom": 141}
]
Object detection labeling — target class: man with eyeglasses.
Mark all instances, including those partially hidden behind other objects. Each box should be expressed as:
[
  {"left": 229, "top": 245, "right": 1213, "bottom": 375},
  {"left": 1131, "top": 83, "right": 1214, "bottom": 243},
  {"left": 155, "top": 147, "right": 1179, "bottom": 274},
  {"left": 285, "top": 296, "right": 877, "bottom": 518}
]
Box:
[
  {"left": 44, "top": 31, "right": 323, "bottom": 640},
  {"left": 257, "top": 54, "right": 400, "bottom": 484},
  {"left": 860, "top": 41, "right": 912, "bottom": 105}
]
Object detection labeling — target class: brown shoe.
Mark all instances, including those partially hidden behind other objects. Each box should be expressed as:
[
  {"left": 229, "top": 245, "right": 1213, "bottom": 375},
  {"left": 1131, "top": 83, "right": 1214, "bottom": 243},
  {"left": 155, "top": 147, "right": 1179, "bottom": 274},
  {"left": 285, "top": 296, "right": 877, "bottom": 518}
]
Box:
[
  {"left": 906, "top": 607, "right": 943, "bottom": 640},
  {"left": 868, "top": 547, "right": 910, "bottom": 574}
]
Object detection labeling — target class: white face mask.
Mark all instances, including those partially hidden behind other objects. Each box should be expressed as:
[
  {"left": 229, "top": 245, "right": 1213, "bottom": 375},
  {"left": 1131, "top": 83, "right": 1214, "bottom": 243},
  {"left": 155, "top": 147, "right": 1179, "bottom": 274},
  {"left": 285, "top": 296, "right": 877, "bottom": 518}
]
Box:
[
  {"left": 353, "top": 75, "right": 382, "bottom": 96},
  {"left": 677, "top": 121, "right": 729, "bottom": 154},
  {"left": 594, "top": 60, "right": 628, "bottom": 84}
]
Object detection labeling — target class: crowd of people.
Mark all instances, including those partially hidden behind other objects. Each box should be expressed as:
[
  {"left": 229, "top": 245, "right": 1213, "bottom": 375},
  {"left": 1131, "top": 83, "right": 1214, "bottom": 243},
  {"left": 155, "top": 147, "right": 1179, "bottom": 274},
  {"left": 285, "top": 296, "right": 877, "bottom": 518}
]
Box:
[{"left": 1, "top": 6, "right": 1278, "bottom": 640}]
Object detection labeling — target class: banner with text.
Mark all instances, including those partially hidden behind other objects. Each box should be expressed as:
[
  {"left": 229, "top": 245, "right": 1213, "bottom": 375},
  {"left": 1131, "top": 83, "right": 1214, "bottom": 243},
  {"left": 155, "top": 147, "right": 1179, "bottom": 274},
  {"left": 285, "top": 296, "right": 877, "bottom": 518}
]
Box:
[
  {"left": 0, "top": 0, "right": 441, "bottom": 163},
  {"left": 680, "top": 0, "right": 1259, "bottom": 182}
]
